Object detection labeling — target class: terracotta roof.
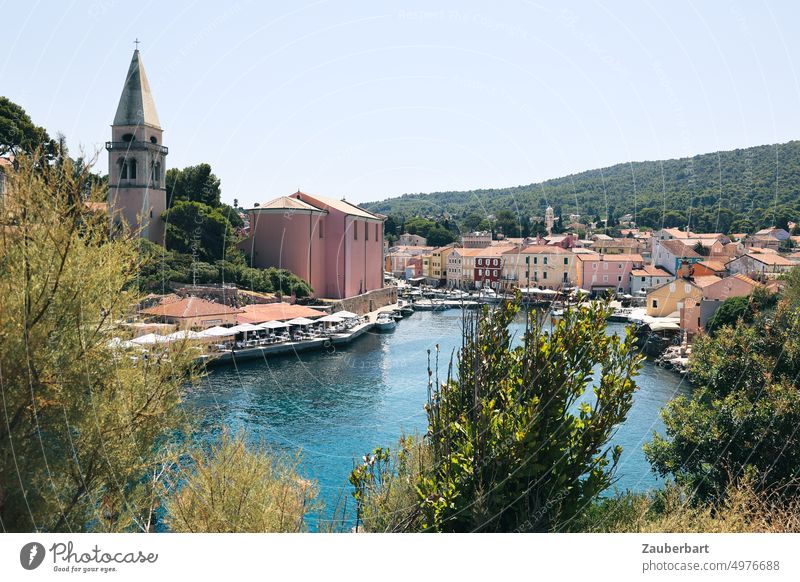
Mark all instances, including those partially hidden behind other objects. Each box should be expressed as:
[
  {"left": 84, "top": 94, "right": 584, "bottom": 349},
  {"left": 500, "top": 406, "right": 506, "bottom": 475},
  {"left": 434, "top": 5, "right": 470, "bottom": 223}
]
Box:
[
  {"left": 659, "top": 239, "right": 702, "bottom": 258},
  {"left": 730, "top": 273, "right": 760, "bottom": 287},
  {"left": 503, "top": 245, "right": 570, "bottom": 255},
  {"left": 293, "top": 191, "right": 382, "bottom": 220},
  {"left": 576, "top": 253, "right": 644, "bottom": 263},
  {"left": 478, "top": 245, "right": 516, "bottom": 257},
  {"left": 631, "top": 266, "right": 671, "bottom": 277},
  {"left": 744, "top": 252, "right": 794, "bottom": 266},
  {"left": 697, "top": 260, "right": 727, "bottom": 272},
  {"left": 692, "top": 275, "right": 722, "bottom": 288},
  {"left": 237, "top": 302, "right": 326, "bottom": 324},
  {"left": 660, "top": 228, "right": 694, "bottom": 238},
  {"left": 250, "top": 196, "right": 325, "bottom": 213},
  {"left": 140, "top": 296, "right": 242, "bottom": 318},
  {"left": 453, "top": 247, "right": 485, "bottom": 257}
]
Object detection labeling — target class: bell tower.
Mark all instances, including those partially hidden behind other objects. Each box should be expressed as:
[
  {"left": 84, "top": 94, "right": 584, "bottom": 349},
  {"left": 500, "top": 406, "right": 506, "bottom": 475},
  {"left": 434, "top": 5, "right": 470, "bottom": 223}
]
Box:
[{"left": 106, "top": 47, "right": 167, "bottom": 243}]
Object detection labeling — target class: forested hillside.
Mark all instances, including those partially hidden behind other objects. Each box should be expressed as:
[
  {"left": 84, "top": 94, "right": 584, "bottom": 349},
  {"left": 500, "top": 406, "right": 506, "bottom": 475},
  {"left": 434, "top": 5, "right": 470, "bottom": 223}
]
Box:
[{"left": 364, "top": 140, "right": 800, "bottom": 234}]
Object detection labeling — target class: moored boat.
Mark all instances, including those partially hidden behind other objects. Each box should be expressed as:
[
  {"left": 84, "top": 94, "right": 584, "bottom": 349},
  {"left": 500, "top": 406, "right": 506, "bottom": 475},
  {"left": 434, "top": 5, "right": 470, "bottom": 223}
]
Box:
[{"left": 375, "top": 313, "right": 397, "bottom": 332}]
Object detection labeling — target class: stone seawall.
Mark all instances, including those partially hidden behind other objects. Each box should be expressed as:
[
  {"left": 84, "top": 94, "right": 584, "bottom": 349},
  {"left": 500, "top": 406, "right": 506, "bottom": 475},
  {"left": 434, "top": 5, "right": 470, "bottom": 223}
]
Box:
[{"left": 325, "top": 287, "right": 397, "bottom": 315}]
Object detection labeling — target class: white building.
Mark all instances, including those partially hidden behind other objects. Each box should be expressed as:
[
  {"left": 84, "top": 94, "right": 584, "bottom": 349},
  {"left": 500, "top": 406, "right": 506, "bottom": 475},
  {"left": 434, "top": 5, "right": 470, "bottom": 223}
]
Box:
[{"left": 629, "top": 266, "right": 674, "bottom": 296}]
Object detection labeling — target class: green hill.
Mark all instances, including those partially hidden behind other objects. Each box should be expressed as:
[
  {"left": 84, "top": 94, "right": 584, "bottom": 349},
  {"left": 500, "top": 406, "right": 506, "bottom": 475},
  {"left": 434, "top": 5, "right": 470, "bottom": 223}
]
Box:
[{"left": 363, "top": 140, "right": 800, "bottom": 234}]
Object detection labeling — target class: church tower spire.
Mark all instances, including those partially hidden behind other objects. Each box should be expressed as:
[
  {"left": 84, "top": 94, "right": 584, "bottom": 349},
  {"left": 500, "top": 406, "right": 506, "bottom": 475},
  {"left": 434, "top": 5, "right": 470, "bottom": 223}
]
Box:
[{"left": 106, "top": 46, "right": 168, "bottom": 243}]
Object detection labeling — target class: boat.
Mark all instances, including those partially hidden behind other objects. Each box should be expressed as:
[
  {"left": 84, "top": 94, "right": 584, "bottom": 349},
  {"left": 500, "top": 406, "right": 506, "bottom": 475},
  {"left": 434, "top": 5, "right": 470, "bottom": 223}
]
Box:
[
  {"left": 399, "top": 304, "right": 414, "bottom": 316},
  {"left": 390, "top": 309, "right": 404, "bottom": 320},
  {"left": 413, "top": 299, "right": 447, "bottom": 311},
  {"left": 375, "top": 313, "right": 397, "bottom": 332}
]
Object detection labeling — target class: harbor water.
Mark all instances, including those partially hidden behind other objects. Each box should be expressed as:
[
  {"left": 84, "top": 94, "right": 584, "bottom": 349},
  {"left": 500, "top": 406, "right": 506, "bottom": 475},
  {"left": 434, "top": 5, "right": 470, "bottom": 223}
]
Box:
[{"left": 185, "top": 310, "right": 689, "bottom": 527}]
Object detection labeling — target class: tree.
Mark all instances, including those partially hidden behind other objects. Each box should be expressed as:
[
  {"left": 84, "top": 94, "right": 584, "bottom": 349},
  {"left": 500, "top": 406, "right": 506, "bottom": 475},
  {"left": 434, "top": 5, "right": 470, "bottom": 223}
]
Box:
[
  {"left": 162, "top": 200, "right": 238, "bottom": 262},
  {"left": 426, "top": 225, "right": 455, "bottom": 247},
  {"left": 166, "top": 163, "right": 222, "bottom": 208},
  {"left": 0, "top": 97, "right": 52, "bottom": 157},
  {"left": 646, "top": 297, "right": 800, "bottom": 503},
  {"left": 164, "top": 432, "right": 316, "bottom": 532},
  {"left": 0, "top": 155, "right": 198, "bottom": 531},
  {"left": 351, "top": 297, "right": 642, "bottom": 532}
]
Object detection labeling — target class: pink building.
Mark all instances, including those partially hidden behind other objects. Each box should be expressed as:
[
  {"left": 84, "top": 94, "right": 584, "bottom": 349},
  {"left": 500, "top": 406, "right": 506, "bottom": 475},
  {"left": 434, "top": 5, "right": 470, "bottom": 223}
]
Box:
[
  {"left": 575, "top": 253, "right": 645, "bottom": 295},
  {"left": 240, "top": 191, "right": 385, "bottom": 299}
]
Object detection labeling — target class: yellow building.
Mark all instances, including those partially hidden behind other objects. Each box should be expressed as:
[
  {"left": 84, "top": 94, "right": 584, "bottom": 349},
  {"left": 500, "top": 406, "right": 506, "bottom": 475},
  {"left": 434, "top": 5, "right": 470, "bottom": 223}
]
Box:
[
  {"left": 645, "top": 276, "right": 720, "bottom": 317},
  {"left": 427, "top": 245, "right": 457, "bottom": 284},
  {"left": 501, "top": 245, "right": 576, "bottom": 290}
]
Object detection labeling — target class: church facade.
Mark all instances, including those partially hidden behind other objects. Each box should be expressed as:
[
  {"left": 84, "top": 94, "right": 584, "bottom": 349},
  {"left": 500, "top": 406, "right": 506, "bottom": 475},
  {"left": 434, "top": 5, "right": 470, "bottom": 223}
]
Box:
[
  {"left": 106, "top": 49, "right": 167, "bottom": 242},
  {"left": 240, "top": 191, "right": 385, "bottom": 299}
]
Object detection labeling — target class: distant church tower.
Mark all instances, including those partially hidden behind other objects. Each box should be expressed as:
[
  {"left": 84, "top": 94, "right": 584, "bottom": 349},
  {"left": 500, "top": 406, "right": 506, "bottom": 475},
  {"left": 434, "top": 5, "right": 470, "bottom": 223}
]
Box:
[
  {"left": 106, "top": 48, "right": 167, "bottom": 243},
  {"left": 544, "top": 205, "right": 555, "bottom": 235}
]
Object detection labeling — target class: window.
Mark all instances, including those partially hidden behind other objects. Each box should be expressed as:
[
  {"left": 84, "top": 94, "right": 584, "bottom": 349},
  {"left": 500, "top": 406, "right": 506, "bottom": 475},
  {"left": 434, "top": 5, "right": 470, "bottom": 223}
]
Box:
[
  {"left": 122, "top": 133, "right": 134, "bottom": 142},
  {"left": 684, "top": 283, "right": 692, "bottom": 294},
  {"left": 641, "top": 277, "right": 646, "bottom": 282},
  {"left": 129, "top": 159, "right": 137, "bottom": 180},
  {"left": 525, "top": 256, "right": 530, "bottom": 264},
  {"left": 478, "top": 269, "right": 483, "bottom": 277},
  {"left": 543, "top": 257, "right": 548, "bottom": 265},
  {"left": 603, "top": 262, "right": 608, "bottom": 270},
  {"left": 593, "top": 263, "right": 597, "bottom": 269},
  {"left": 120, "top": 160, "right": 128, "bottom": 179},
  {"left": 564, "top": 257, "right": 569, "bottom": 265},
  {"left": 618, "top": 275, "right": 622, "bottom": 282},
  {"left": 618, "top": 263, "right": 623, "bottom": 269},
  {"left": 652, "top": 299, "right": 658, "bottom": 308},
  {"left": 603, "top": 275, "right": 608, "bottom": 282},
  {"left": 533, "top": 257, "right": 538, "bottom": 265},
  {"left": 543, "top": 272, "right": 548, "bottom": 279},
  {"left": 150, "top": 136, "right": 158, "bottom": 144}
]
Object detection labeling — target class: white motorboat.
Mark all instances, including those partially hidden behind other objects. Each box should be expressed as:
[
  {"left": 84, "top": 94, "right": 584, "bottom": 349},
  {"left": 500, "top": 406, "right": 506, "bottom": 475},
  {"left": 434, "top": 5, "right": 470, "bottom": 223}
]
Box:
[{"left": 375, "top": 313, "right": 397, "bottom": 332}]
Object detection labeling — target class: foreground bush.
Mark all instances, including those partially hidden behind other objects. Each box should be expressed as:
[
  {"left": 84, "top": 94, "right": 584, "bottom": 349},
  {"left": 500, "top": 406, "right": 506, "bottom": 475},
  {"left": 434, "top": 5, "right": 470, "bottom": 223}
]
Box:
[
  {"left": 352, "top": 297, "right": 642, "bottom": 532},
  {"left": 164, "top": 432, "right": 317, "bottom": 532}
]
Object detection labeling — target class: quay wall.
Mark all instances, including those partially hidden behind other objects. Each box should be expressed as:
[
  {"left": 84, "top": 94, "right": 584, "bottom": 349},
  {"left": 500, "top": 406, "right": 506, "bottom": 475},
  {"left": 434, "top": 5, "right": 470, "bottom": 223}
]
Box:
[{"left": 325, "top": 287, "right": 397, "bottom": 315}]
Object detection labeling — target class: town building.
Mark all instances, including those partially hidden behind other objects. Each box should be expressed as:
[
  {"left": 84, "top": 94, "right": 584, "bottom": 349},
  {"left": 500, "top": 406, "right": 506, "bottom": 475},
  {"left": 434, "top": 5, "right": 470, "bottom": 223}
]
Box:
[
  {"left": 645, "top": 275, "right": 720, "bottom": 317},
  {"left": 139, "top": 296, "right": 242, "bottom": 329},
  {"left": 106, "top": 49, "right": 168, "bottom": 243},
  {"left": 544, "top": 206, "right": 555, "bottom": 234},
  {"left": 501, "top": 245, "right": 576, "bottom": 290},
  {"left": 461, "top": 231, "right": 492, "bottom": 248},
  {"left": 652, "top": 239, "right": 703, "bottom": 275},
  {"left": 575, "top": 253, "right": 645, "bottom": 295},
  {"left": 240, "top": 191, "right": 385, "bottom": 299},
  {"left": 691, "top": 260, "right": 727, "bottom": 278},
  {"left": 475, "top": 245, "right": 516, "bottom": 290},
  {"left": 446, "top": 248, "right": 483, "bottom": 288},
  {"left": 397, "top": 232, "right": 427, "bottom": 246},
  {"left": 726, "top": 252, "right": 795, "bottom": 277},
  {"left": 680, "top": 275, "right": 762, "bottom": 335},
  {"left": 424, "top": 244, "right": 457, "bottom": 285},
  {"left": 629, "top": 265, "right": 673, "bottom": 296}
]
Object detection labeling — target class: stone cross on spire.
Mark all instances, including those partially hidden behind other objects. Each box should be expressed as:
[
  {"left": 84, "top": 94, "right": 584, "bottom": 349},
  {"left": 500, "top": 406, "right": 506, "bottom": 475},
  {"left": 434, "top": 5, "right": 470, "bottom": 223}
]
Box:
[{"left": 134, "top": 38, "right": 140, "bottom": 50}]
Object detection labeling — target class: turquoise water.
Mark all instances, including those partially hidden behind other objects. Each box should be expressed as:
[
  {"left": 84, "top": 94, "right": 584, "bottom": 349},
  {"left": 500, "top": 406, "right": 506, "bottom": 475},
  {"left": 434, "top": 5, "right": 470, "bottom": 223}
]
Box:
[{"left": 185, "top": 310, "right": 689, "bottom": 527}]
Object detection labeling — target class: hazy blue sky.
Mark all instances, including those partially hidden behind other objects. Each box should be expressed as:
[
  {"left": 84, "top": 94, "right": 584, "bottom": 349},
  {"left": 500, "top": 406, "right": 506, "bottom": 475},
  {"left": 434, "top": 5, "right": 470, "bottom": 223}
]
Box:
[{"left": 3, "top": 1, "right": 799, "bottom": 207}]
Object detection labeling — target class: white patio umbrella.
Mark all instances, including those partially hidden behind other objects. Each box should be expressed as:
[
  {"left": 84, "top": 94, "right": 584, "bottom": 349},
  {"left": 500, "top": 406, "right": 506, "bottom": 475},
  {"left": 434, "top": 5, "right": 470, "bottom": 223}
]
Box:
[
  {"left": 259, "top": 321, "right": 291, "bottom": 330},
  {"left": 331, "top": 310, "right": 358, "bottom": 319},
  {"left": 164, "top": 330, "right": 204, "bottom": 341},
  {"left": 317, "top": 314, "right": 344, "bottom": 323},
  {"left": 228, "top": 323, "right": 261, "bottom": 333},
  {"left": 130, "top": 333, "right": 168, "bottom": 345},
  {"left": 198, "top": 326, "right": 237, "bottom": 338},
  {"left": 286, "top": 317, "right": 316, "bottom": 326}
]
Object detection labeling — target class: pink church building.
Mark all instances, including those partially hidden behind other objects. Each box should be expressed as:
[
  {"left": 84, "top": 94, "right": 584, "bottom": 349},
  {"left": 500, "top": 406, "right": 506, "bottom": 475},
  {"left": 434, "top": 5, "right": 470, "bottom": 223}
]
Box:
[{"left": 240, "top": 191, "right": 385, "bottom": 299}]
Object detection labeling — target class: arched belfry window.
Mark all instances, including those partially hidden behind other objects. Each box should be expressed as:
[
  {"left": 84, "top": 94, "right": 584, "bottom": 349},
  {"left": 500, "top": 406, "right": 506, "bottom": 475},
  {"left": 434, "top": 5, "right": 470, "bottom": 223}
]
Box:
[
  {"left": 122, "top": 133, "right": 134, "bottom": 142},
  {"left": 120, "top": 158, "right": 128, "bottom": 179},
  {"left": 129, "top": 159, "right": 137, "bottom": 180}
]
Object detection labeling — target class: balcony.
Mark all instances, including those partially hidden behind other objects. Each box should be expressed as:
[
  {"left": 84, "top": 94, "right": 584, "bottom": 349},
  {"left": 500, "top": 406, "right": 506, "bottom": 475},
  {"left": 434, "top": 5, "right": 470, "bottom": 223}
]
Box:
[{"left": 105, "top": 141, "right": 168, "bottom": 155}]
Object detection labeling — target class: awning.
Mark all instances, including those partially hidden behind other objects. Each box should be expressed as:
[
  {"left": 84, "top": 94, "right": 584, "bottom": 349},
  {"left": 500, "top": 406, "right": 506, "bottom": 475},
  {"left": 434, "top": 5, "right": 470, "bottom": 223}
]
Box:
[
  {"left": 648, "top": 321, "right": 681, "bottom": 332},
  {"left": 286, "top": 317, "right": 316, "bottom": 326}
]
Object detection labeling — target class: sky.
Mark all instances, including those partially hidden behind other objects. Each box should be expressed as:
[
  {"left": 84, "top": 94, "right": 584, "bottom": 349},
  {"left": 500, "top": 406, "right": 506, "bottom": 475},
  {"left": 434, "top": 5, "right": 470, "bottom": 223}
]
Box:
[{"left": 3, "top": 0, "right": 800, "bottom": 208}]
